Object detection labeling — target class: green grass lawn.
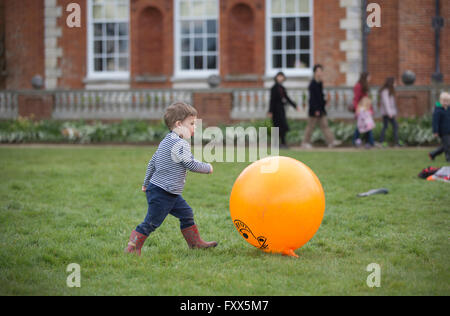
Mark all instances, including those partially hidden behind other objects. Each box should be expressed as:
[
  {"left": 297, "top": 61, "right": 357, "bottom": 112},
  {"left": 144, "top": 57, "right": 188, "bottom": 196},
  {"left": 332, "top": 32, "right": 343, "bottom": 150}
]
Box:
[{"left": 0, "top": 145, "right": 449, "bottom": 296}]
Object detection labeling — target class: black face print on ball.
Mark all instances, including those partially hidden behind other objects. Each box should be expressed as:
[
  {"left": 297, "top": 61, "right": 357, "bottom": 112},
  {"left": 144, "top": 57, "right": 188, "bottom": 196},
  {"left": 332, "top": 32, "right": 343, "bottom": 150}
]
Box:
[{"left": 234, "top": 220, "right": 268, "bottom": 249}]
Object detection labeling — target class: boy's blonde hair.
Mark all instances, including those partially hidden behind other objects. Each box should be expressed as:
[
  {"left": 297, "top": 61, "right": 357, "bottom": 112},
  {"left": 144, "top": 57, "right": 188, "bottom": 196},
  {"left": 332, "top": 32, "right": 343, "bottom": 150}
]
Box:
[
  {"left": 439, "top": 92, "right": 446, "bottom": 104},
  {"left": 440, "top": 92, "right": 450, "bottom": 105},
  {"left": 164, "top": 102, "right": 198, "bottom": 130},
  {"left": 445, "top": 93, "right": 450, "bottom": 107}
]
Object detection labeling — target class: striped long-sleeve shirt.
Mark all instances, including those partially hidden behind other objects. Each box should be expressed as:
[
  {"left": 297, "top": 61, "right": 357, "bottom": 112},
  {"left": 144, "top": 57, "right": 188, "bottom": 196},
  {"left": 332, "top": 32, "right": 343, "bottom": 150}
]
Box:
[{"left": 143, "top": 132, "right": 212, "bottom": 195}]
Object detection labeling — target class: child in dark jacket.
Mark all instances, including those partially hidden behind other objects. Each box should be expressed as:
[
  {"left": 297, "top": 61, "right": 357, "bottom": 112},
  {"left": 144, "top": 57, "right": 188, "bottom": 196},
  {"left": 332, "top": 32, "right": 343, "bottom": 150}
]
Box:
[{"left": 429, "top": 92, "right": 450, "bottom": 162}]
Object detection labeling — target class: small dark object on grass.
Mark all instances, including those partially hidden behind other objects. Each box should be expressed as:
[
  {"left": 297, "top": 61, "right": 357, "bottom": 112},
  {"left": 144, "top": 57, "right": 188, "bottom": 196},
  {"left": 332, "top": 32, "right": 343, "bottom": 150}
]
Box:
[
  {"left": 357, "top": 188, "right": 389, "bottom": 197},
  {"left": 418, "top": 167, "right": 440, "bottom": 179}
]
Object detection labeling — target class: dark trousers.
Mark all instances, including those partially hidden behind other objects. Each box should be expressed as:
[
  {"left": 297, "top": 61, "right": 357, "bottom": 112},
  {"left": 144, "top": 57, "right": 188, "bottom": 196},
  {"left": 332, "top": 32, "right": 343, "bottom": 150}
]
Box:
[
  {"left": 272, "top": 116, "right": 289, "bottom": 146},
  {"left": 430, "top": 135, "right": 450, "bottom": 161},
  {"left": 430, "top": 146, "right": 444, "bottom": 159},
  {"left": 445, "top": 135, "right": 450, "bottom": 162},
  {"left": 136, "top": 183, "right": 195, "bottom": 236},
  {"left": 280, "top": 128, "right": 287, "bottom": 145},
  {"left": 380, "top": 116, "right": 399, "bottom": 144}
]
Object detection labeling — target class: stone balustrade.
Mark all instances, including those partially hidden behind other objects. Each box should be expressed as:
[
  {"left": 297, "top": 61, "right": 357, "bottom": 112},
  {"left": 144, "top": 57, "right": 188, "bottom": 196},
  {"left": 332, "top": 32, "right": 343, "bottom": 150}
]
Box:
[
  {"left": 0, "top": 91, "right": 18, "bottom": 119},
  {"left": 0, "top": 85, "right": 447, "bottom": 122},
  {"left": 53, "top": 90, "right": 192, "bottom": 120}
]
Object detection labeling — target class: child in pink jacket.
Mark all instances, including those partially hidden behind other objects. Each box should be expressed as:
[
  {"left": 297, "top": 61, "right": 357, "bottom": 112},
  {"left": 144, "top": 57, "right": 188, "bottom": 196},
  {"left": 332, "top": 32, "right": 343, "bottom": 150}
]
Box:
[{"left": 379, "top": 77, "right": 400, "bottom": 146}]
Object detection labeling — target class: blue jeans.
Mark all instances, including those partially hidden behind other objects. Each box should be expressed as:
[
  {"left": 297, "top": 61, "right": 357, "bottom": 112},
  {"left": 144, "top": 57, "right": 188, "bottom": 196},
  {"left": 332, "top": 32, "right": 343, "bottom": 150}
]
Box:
[
  {"left": 380, "top": 116, "right": 399, "bottom": 144},
  {"left": 136, "top": 183, "right": 195, "bottom": 236},
  {"left": 353, "top": 127, "right": 374, "bottom": 146},
  {"left": 352, "top": 128, "right": 360, "bottom": 145}
]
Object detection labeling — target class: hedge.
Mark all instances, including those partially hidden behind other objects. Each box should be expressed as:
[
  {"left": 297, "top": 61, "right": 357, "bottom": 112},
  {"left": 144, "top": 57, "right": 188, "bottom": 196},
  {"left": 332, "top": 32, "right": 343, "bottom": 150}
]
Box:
[{"left": 0, "top": 116, "right": 439, "bottom": 146}]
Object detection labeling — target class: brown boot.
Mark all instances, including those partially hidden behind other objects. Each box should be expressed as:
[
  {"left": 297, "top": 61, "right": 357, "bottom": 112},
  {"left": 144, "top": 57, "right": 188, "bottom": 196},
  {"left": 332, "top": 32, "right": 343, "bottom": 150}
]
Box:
[
  {"left": 124, "top": 230, "right": 148, "bottom": 256},
  {"left": 181, "top": 225, "right": 218, "bottom": 249}
]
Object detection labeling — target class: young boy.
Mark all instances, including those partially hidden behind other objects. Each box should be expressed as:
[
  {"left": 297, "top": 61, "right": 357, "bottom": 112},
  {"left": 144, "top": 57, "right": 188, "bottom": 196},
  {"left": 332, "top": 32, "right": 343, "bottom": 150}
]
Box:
[
  {"left": 125, "top": 102, "right": 217, "bottom": 256},
  {"left": 430, "top": 92, "right": 450, "bottom": 162}
]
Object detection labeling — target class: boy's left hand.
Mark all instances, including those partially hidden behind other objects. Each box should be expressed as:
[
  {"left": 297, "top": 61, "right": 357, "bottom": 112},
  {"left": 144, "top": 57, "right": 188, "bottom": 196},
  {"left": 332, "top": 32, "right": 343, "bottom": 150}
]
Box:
[{"left": 142, "top": 186, "right": 146, "bottom": 192}]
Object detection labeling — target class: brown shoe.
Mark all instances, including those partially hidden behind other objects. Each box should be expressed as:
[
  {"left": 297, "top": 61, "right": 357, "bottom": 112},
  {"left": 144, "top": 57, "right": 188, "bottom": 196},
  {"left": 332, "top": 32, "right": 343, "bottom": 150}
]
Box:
[
  {"left": 181, "top": 225, "right": 218, "bottom": 249},
  {"left": 124, "top": 230, "right": 148, "bottom": 256}
]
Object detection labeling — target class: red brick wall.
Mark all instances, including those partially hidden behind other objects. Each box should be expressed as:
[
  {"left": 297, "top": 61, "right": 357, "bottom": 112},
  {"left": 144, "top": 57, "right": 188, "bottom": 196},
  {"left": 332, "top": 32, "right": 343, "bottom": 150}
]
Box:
[
  {"left": 2, "top": 0, "right": 448, "bottom": 91},
  {"left": 397, "top": 0, "right": 438, "bottom": 86},
  {"left": 4, "top": 0, "right": 45, "bottom": 90},
  {"left": 18, "top": 93, "right": 54, "bottom": 120},
  {"left": 313, "top": 0, "right": 346, "bottom": 86},
  {"left": 0, "top": 0, "right": 5, "bottom": 89},
  {"left": 58, "top": 0, "right": 87, "bottom": 89},
  {"left": 227, "top": 3, "right": 255, "bottom": 75},
  {"left": 368, "top": 0, "right": 449, "bottom": 86},
  {"left": 367, "top": 0, "right": 399, "bottom": 86},
  {"left": 192, "top": 92, "right": 233, "bottom": 125},
  {"left": 136, "top": 7, "right": 164, "bottom": 76},
  {"left": 396, "top": 90, "right": 431, "bottom": 117},
  {"left": 130, "top": 0, "right": 173, "bottom": 89},
  {"left": 440, "top": 0, "right": 450, "bottom": 85},
  {"left": 220, "top": 0, "right": 265, "bottom": 88}
]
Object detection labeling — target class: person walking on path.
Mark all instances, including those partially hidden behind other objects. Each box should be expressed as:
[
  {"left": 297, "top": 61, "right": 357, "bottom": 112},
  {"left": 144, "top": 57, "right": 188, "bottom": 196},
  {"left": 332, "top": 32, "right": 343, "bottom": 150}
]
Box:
[
  {"left": 268, "top": 72, "right": 300, "bottom": 149},
  {"left": 356, "top": 96, "right": 376, "bottom": 148},
  {"left": 302, "top": 64, "right": 341, "bottom": 149},
  {"left": 379, "top": 77, "right": 400, "bottom": 147},
  {"left": 352, "top": 72, "right": 371, "bottom": 147}
]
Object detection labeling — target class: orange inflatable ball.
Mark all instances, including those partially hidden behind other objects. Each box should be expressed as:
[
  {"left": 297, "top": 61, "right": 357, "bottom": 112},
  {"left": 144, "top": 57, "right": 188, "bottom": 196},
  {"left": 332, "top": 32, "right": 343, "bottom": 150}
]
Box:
[{"left": 229, "top": 156, "right": 325, "bottom": 257}]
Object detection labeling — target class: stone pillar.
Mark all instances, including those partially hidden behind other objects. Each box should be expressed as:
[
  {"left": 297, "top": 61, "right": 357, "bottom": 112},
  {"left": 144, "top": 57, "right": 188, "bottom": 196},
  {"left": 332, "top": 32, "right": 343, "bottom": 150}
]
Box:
[
  {"left": 396, "top": 89, "right": 431, "bottom": 118},
  {"left": 339, "top": 0, "right": 363, "bottom": 86},
  {"left": 18, "top": 92, "right": 54, "bottom": 120},
  {"left": 44, "top": 0, "right": 63, "bottom": 89},
  {"left": 192, "top": 91, "right": 233, "bottom": 126}
]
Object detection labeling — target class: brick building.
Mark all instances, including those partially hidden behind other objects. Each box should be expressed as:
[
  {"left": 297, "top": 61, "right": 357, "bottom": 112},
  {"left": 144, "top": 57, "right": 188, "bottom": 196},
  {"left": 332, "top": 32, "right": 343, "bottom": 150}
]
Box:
[{"left": 0, "top": 0, "right": 449, "bottom": 91}]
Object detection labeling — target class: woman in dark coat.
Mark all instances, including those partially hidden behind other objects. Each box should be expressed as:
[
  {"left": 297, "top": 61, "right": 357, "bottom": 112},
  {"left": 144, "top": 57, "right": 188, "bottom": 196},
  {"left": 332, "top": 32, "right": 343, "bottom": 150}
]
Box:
[{"left": 268, "top": 72, "right": 298, "bottom": 148}]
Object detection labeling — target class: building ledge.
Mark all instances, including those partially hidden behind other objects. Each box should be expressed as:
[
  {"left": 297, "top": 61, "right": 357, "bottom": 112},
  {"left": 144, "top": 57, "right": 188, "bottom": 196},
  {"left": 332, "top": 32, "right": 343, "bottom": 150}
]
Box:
[
  {"left": 224, "top": 74, "right": 260, "bottom": 82},
  {"left": 134, "top": 75, "right": 168, "bottom": 83},
  {"left": 83, "top": 77, "right": 130, "bottom": 90}
]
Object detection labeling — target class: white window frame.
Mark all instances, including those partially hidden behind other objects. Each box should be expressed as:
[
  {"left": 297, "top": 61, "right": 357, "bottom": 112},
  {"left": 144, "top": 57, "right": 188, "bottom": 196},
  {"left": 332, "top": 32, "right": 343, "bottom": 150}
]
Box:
[
  {"left": 265, "top": 0, "right": 314, "bottom": 78},
  {"left": 174, "top": 0, "right": 220, "bottom": 79},
  {"left": 86, "top": 0, "right": 130, "bottom": 80}
]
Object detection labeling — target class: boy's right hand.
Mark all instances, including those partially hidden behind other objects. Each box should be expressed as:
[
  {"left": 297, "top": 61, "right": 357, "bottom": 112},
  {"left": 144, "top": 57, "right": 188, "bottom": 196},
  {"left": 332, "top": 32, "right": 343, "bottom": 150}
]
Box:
[
  {"left": 142, "top": 186, "right": 146, "bottom": 192},
  {"left": 209, "top": 164, "right": 214, "bottom": 174}
]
